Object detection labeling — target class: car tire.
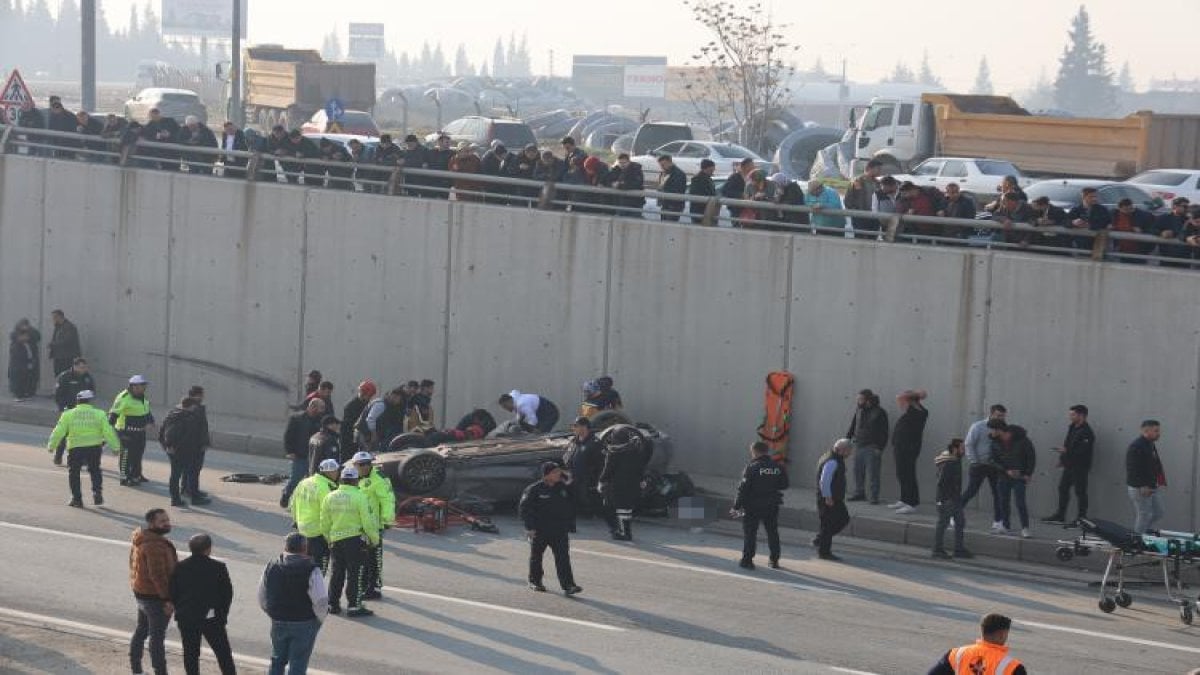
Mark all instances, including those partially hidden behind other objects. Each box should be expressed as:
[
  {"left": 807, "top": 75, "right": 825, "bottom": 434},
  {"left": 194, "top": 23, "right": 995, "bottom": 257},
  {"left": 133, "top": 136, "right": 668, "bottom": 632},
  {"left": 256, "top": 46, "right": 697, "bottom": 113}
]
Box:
[
  {"left": 590, "top": 410, "right": 634, "bottom": 431},
  {"left": 393, "top": 449, "right": 448, "bottom": 494}
]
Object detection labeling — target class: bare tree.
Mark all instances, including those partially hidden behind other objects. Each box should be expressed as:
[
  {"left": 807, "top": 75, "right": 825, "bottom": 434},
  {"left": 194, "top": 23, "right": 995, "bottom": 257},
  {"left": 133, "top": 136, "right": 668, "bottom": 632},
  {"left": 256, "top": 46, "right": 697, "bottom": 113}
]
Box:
[{"left": 678, "top": 0, "right": 798, "bottom": 153}]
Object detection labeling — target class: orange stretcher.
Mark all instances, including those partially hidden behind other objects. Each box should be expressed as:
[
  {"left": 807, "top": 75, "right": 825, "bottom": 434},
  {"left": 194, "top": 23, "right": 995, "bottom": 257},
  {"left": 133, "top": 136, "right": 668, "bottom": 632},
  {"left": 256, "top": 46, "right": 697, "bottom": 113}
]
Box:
[{"left": 757, "top": 371, "right": 795, "bottom": 463}]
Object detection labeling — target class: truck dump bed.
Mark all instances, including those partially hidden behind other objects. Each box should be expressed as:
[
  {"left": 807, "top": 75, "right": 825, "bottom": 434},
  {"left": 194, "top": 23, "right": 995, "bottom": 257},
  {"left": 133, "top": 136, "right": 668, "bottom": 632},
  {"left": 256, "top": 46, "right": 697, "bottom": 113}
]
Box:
[
  {"left": 925, "top": 93, "right": 1200, "bottom": 178},
  {"left": 244, "top": 46, "right": 376, "bottom": 113}
]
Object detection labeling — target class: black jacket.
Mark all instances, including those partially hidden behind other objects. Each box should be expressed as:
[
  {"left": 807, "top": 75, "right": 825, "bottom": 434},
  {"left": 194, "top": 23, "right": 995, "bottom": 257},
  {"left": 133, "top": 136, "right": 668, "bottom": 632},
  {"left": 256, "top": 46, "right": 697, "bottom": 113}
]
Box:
[
  {"left": 658, "top": 165, "right": 687, "bottom": 212},
  {"left": 816, "top": 452, "right": 847, "bottom": 502},
  {"left": 1125, "top": 436, "right": 1164, "bottom": 489},
  {"left": 934, "top": 450, "right": 963, "bottom": 504},
  {"left": 734, "top": 455, "right": 789, "bottom": 511},
  {"left": 720, "top": 172, "right": 746, "bottom": 200},
  {"left": 891, "top": 404, "right": 929, "bottom": 452},
  {"left": 160, "top": 406, "right": 205, "bottom": 455},
  {"left": 993, "top": 425, "right": 1036, "bottom": 475},
  {"left": 846, "top": 404, "right": 889, "bottom": 448},
  {"left": 54, "top": 369, "right": 95, "bottom": 410},
  {"left": 599, "top": 433, "right": 651, "bottom": 509},
  {"left": 1060, "top": 422, "right": 1094, "bottom": 472},
  {"left": 307, "top": 429, "right": 341, "bottom": 475},
  {"left": 193, "top": 404, "right": 211, "bottom": 449},
  {"left": 341, "top": 396, "right": 369, "bottom": 456},
  {"left": 1067, "top": 203, "right": 1112, "bottom": 231},
  {"left": 284, "top": 411, "right": 323, "bottom": 458},
  {"left": 776, "top": 182, "right": 808, "bottom": 225},
  {"left": 518, "top": 479, "right": 575, "bottom": 537},
  {"left": 49, "top": 319, "right": 81, "bottom": 363},
  {"left": 562, "top": 432, "right": 604, "bottom": 488},
  {"left": 169, "top": 553, "right": 233, "bottom": 627},
  {"left": 688, "top": 173, "right": 717, "bottom": 216}
]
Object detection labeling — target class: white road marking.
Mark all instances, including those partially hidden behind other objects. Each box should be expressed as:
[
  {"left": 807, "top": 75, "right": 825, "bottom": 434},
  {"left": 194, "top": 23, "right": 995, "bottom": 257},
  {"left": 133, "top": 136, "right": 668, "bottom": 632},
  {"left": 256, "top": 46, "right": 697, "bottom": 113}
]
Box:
[
  {"left": 0, "top": 460, "right": 68, "bottom": 476},
  {"left": 1016, "top": 618, "right": 1200, "bottom": 655},
  {"left": 0, "top": 520, "right": 624, "bottom": 634},
  {"left": 0, "top": 606, "right": 339, "bottom": 675},
  {"left": 381, "top": 585, "right": 625, "bottom": 632},
  {"left": 572, "top": 547, "right": 848, "bottom": 594},
  {"left": 830, "top": 667, "right": 880, "bottom": 675}
]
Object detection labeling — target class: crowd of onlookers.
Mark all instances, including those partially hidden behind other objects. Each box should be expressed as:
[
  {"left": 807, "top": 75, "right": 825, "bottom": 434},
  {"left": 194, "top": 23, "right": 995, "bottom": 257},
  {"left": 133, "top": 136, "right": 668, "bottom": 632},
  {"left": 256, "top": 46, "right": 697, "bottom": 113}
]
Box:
[{"left": 8, "top": 98, "right": 1199, "bottom": 265}]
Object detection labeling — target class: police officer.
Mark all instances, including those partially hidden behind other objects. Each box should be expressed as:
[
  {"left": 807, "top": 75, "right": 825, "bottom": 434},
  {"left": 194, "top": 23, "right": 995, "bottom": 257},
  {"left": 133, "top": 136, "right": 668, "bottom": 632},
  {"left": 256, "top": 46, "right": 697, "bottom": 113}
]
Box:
[
  {"left": 519, "top": 462, "right": 582, "bottom": 595},
  {"left": 927, "top": 613, "right": 1026, "bottom": 675},
  {"left": 732, "top": 441, "right": 789, "bottom": 569},
  {"left": 353, "top": 451, "right": 395, "bottom": 600},
  {"left": 110, "top": 375, "right": 155, "bottom": 486},
  {"left": 561, "top": 416, "right": 604, "bottom": 517},
  {"left": 597, "top": 425, "right": 650, "bottom": 541},
  {"left": 289, "top": 458, "right": 341, "bottom": 574},
  {"left": 46, "top": 390, "right": 121, "bottom": 507},
  {"left": 320, "top": 465, "right": 379, "bottom": 617},
  {"left": 51, "top": 357, "right": 96, "bottom": 465}
]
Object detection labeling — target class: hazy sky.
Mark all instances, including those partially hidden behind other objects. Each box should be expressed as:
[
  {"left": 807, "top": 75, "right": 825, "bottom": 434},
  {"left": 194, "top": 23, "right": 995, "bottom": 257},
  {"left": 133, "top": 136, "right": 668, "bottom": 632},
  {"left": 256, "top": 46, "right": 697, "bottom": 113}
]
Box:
[{"left": 82, "top": 0, "right": 1199, "bottom": 92}]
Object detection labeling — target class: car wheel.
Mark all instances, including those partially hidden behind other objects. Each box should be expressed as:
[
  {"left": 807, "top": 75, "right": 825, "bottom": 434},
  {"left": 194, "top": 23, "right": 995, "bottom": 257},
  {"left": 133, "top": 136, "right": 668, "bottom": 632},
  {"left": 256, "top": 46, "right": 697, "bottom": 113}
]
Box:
[
  {"left": 395, "top": 449, "right": 448, "bottom": 494},
  {"left": 590, "top": 410, "right": 634, "bottom": 431}
]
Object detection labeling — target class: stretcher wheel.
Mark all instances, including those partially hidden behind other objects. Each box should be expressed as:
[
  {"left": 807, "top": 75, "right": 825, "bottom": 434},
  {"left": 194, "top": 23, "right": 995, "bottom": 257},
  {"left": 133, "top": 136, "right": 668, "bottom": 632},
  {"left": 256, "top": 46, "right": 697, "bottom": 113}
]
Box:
[
  {"left": 1099, "top": 598, "right": 1117, "bottom": 613},
  {"left": 1115, "top": 592, "right": 1133, "bottom": 608},
  {"left": 1055, "top": 547, "right": 1074, "bottom": 562},
  {"left": 1181, "top": 605, "right": 1194, "bottom": 626}
]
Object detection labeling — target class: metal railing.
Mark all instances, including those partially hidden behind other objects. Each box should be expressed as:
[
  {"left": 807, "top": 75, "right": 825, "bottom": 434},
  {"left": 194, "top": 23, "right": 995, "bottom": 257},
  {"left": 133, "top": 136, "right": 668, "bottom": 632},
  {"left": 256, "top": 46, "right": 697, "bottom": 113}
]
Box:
[{"left": 2, "top": 123, "right": 1196, "bottom": 269}]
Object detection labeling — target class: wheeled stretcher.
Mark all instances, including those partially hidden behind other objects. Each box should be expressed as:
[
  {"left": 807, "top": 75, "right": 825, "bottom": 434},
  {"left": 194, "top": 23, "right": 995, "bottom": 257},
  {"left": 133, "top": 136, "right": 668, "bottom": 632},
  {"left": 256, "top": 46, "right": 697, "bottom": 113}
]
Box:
[{"left": 1055, "top": 518, "right": 1200, "bottom": 625}]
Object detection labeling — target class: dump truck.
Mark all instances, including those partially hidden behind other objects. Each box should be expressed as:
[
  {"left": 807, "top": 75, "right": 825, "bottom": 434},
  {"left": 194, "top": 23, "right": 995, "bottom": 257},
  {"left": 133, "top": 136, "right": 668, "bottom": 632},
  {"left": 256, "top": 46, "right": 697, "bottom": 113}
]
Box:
[
  {"left": 851, "top": 93, "right": 1200, "bottom": 179},
  {"left": 243, "top": 45, "right": 376, "bottom": 130}
]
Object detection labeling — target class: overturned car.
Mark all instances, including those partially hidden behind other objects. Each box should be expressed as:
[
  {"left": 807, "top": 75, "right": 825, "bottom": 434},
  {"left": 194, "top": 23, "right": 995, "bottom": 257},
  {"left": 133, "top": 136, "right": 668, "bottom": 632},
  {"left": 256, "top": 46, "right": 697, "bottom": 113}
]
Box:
[{"left": 374, "top": 410, "right": 679, "bottom": 508}]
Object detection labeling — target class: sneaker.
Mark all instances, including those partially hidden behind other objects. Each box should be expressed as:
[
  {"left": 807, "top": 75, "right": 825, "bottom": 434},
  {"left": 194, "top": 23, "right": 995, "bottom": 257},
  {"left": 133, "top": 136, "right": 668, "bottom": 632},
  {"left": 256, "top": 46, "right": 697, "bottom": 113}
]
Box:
[
  {"left": 52, "top": 457, "right": 63, "bottom": 466},
  {"left": 818, "top": 552, "right": 842, "bottom": 561},
  {"left": 894, "top": 504, "right": 916, "bottom": 515},
  {"left": 92, "top": 492, "right": 103, "bottom": 506},
  {"left": 135, "top": 476, "right": 149, "bottom": 484},
  {"left": 190, "top": 496, "right": 212, "bottom": 506},
  {"left": 363, "top": 590, "right": 382, "bottom": 600},
  {"left": 989, "top": 521, "right": 1006, "bottom": 534},
  {"left": 768, "top": 559, "right": 780, "bottom": 569},
  {"left": 68, "top": 498, "right": 83, "bottom": 508},
  {"left": 1041, "top": 514, "right": 1065, "bottom": 524},
  {"left": 563, "top": 586, "right": 583, "bottom": 596},
  {"left": 170, "top": 498, "right": 186, "bottom": 507},
  {"left": 528, "top": 582, "right": 547, "bottom": 592},
  {"left": 120, "top": 479, "right": 133, "bottom": 487},
  {"left": 346, "top": 607, "right": 374, "bottom": 618},
  {"left": 954, "top": 549, "right": 975, "bottom": 559},
  {"left": 1020, "top": 528, "right": 1031, "bottom": 539},
  {"left": 846, "top": 495, "right": 866, "bottom": 502},
  {"left": 328, "top": 604, "right": 341, "bottom": 615},
  {"left": 738, "top": 559, "right": 755, "bottom": 570},
  {"left": 931, "top": 549, "right": 953, "bottom": 560},
  {"left": 887, "top": 501, "right": 906, "bottom": 509}
]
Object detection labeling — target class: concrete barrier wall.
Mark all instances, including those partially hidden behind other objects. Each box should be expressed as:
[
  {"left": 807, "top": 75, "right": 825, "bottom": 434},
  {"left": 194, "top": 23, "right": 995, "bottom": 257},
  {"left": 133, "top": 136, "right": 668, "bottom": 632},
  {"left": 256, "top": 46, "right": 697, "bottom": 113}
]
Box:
[{"left": 2, "top": 153, "right": 1197, "bottom": 529}]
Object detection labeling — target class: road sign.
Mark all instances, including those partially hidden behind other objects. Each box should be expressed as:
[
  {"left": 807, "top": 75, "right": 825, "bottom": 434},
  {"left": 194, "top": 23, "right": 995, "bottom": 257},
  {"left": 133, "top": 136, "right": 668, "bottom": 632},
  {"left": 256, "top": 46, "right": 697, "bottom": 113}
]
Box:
[
  {"left": 348, "top": 23, "right": 386, "bottom": 60},
  {"left": 2, "top": 107, "right": 18, "bottom": 125},
  {"left": 161, "top": 0, "right": 248, "bottom": 38},
  {"left": 0, "top": 69, "right": 32, "bottom": 105},
  {"left": 325, "top": 98, "right": 345, "bottom": 122}
]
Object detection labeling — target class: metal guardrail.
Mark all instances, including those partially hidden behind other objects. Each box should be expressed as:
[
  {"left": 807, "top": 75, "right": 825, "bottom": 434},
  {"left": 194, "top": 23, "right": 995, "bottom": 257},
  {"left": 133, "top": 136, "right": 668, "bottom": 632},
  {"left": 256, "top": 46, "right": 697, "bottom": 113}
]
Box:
[{"left": 1, "top": 123, "right": 1196, "bottom": 269}]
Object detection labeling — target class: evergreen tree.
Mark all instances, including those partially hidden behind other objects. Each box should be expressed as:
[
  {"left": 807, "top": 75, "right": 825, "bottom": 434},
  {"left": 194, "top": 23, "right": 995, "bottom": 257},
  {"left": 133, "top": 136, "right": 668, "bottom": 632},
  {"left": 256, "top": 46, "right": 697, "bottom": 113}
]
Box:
[
  {"left": 1117, "top": 61, "right": 1135, "bottom": 92},
  {"left": 419, "top": 42, "right": 433, "bottom": 78},
  {"left": 321, "top": 31, "right": 343, "bottom": 61},
  {"left": 514, "top": 34, "right": 531, "bottom": 77},
  {"left": 811, "top": 57, "right": 828, "bottom": 80},
  {"left": 432, "top": 44, "right": 449, "bottom": 77},
  {"left": 479, "top": 60, "right": 489, "bottom": 78},
  {"left": 971, "top": 57, "right": 994, "bottom": 95},
  {"left": 454, "top": 44, "right": 474, "bottom": 77},
  {"left": 54, "top": 0, "right": 83, "bottom": 79},
  {"left": 492, "top": 38, "right": 506, "bottom": 78},
  {"left": 1053, "top": 5, "right": 1118, "bottom": 116},
  {"left": 127, "top": 4, "right": 141, "bottom": 41},
  {"left": 917, "top": 51, "right": 941, "bottom": 87},
  {"left": 885, "top": 61, "right": 915, "bottom": 84}
]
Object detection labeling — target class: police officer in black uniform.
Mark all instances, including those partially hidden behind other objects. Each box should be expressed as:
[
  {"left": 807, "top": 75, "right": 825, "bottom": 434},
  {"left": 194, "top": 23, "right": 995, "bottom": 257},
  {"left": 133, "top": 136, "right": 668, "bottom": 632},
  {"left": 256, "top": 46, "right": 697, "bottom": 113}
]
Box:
[
  {"left": 561, "top": 417, "right": 605, "bottom": 517},
  {"left": 518, "top": 462, "right": 582, "bottom": 595},
  {"left": 732, "top": 441, "right": 789, "bottom": 569},
  {"left": 52, "top": 357, "right": 96, "bottom": 465}
]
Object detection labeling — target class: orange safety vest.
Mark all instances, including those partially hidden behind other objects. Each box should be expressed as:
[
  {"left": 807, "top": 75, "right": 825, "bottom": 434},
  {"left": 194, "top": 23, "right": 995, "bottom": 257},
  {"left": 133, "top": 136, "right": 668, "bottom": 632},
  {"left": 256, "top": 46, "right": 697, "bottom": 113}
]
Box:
[{"left": 948, "top": 640, "right": 1022, "bottom": 675}]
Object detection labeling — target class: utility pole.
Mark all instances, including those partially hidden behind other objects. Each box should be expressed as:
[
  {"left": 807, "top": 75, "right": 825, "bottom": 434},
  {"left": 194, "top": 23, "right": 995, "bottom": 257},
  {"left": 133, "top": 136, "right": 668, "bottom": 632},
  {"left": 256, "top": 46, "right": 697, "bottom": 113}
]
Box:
[
  {"left": 230, "top": 0, "right": 244, "bottom": 126},
  {"left": 81, "top": 0, "right": 96, "bottom": 111}
]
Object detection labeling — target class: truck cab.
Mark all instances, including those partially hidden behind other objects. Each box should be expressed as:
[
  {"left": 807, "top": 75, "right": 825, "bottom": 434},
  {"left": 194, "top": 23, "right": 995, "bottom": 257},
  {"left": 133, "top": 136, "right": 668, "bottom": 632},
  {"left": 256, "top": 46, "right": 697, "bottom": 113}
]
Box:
[{"left": 854, "top": 97, "right": 935, "bottom": 174}]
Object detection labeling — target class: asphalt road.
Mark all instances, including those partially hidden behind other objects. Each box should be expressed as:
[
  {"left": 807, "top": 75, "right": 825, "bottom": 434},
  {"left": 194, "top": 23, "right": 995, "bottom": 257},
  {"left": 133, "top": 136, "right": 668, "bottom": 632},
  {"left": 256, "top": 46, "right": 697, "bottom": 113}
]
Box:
[{"left": 0, "top": 420, "right": 1196, "bottom": 674}]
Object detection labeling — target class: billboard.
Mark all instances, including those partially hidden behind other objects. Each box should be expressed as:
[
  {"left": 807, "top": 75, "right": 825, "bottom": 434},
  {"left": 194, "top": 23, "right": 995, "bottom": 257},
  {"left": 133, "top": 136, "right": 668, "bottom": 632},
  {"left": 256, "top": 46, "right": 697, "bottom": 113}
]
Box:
[
  {"left": 572, "top": 55, "right": 668, "bottom": 101},
  {"left": 160, "top": 0, "right": 248, "bottom": 38},
  {"left": 348, "top": 23, "right": 386, "bottom": 60}
]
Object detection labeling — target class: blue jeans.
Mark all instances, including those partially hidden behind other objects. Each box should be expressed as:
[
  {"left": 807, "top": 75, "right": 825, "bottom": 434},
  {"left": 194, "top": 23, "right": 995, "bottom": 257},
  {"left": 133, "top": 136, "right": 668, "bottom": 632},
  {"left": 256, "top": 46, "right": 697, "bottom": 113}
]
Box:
[
  {"left": 997, "top": 475, "right": 1029, "bottom": 530},
  {"left": 269, "top": 619, "right": 321, "bottom": 675},
  {"left": 1127, "top": 486, "right": 1165, "bottom": 534},
  {"left": 281, "top": 457, "right": 308, "bottom": 504}
]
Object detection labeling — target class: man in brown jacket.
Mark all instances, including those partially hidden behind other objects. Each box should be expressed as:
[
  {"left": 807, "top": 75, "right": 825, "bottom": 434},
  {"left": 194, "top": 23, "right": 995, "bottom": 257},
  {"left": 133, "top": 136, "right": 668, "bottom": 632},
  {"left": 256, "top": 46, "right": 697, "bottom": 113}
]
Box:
[{"left": 130, "top": 508, "right": 178, "bottom": 675}]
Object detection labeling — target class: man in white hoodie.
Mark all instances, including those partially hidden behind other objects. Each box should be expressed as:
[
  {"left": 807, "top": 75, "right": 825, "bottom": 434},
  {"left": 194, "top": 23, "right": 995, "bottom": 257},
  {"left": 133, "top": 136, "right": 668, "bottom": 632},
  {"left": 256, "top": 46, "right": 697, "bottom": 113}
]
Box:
[{"left": 499, "top": 390, "right": 561, "bottom": 433}]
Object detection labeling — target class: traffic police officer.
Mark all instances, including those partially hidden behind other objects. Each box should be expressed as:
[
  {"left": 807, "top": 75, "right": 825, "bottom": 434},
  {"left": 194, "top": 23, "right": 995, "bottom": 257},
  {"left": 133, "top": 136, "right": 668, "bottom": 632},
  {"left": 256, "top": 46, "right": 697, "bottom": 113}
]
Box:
[
  {"left": 353, "top": 451, "right": 395, "bottom": 600},
  {"left": 927, "top": 613, "right": 1026, "bottom": 675},
  {"left": 52, "top": 357, "right": 95, "bottom": 465},
  {"left": 46, "top": 390, "right": 121, "bottom": 507},
  {"left": 320, "top": 465, "right": 379, "bottom": 617},
  {"left": 289, "top": 458, "right": 341, "bottom": 574},
  {"left": 110, "top": 375, "right": 154, "bottom": 486},
  {"left": 732, "top": 441, "right": 789, "bottom": 569}
]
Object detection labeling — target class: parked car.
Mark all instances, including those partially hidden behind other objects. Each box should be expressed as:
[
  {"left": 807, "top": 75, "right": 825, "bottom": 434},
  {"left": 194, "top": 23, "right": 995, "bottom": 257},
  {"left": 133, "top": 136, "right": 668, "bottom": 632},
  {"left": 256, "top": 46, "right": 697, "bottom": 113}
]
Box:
[
  {"left": 424, "top": 116, "right": 536, "bottom": 150},
  {"left": 123, "top": 87, "right": 207, "bottom": 124},
  {"left": 630, "top": 122, "right": 694, "bottom": 156},
  {"left": 1124, "top": 169, "right": 1200, "bottom": 204},
  {"left": 300, "top": 109, "right": 380, "bottom": 137},
  {"left": 1024, "top": 179, "right": 1166, "bottom": 213},
  {"left": 891, "top": 157, "right": 1032, "bottom": 195},
  {"left": 634, "top": 141, "right": 772, "bottom": 184}
]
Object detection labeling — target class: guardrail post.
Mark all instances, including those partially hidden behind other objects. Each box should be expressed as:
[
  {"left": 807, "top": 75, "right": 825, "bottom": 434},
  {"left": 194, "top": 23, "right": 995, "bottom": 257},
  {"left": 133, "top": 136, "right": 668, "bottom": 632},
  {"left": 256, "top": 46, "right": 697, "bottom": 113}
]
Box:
[
  {"left": 1091, "top": 230, "right": 1109, "bottom": 261},
  {"left": 118, "top": 140, "right": 135, "bottom": 167},
  {"left": 884, "top": 214, "right": 902, "bottom": 242},
  {"left": 0, "top": 125, "right": 13, "bottom": 154},
  {"left": 538, "top": 179, "right": 557, "bottom": 210},
  {"left": 388, "top": 167, "right": 403, "bottom": 196},
  {"left": 245, "top": 153, "right": 262, "bottom": 181},
  {"left": 701, "top": 198, "right": 719, "bottom": 226}
]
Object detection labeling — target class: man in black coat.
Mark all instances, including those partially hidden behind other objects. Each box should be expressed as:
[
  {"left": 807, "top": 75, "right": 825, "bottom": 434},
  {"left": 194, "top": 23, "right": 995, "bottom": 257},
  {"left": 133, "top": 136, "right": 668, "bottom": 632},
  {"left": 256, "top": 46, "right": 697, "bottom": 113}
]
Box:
[
  {"left": 185, "top": 385, "right": 212, "bottom": 501},
  {"left": 1126, "top": 420, "right": 1166, "bottom": 534},
  {"left": 890, "top": 389, "right": 929, "bottom": 513},
  {"left": 307, "top": 416, "right": 342, "bottom": 475},
  {"left": 179, "top": 116, "right": 218, "bottom": 173},
  {"left": 931, "top": 439, "right": 971, "bottom": 559},
  {"left": 281, "top": 399, "right": 327, "bottom": 508},
  {"left": 169, "top": 533, "right": 236, "bottom": 675},
  {"left": 1043, "top": 404, "right": 1095, "bottom": 526},
  {"left": 160, "top": 397, "right": 210, "bottom": 507},
  {"left": 561, "top": 416, "right": 605, "bottom": 517},
  {"left": 48, "top": 309, "right": 82, "bottom": 377},
  {"left": 45, "top": 97, "right": 77, "bottom": 158},
  {"left": 687, "top": 159, "right": 718, "bottom": 223},
  {"left": 597, "top": 425, "right": 650, "bottom": 541},
  {"left": 733, "top": 441, "right": 789, "bottom": 569},
  {"left": 277, "top": 130, "right": 319, "bottom": 185},
  {"left": 609, "top": 154, "right": 646, "bottom": 216},
  {"left": 656, "top": 154, "right": 688, "bottom": 222},
  {"left": 139, "top": 108, "right": 181, "bottom": 170},
  {"left": 519, "top": 463, "right": 582, "bottom": 595}
]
